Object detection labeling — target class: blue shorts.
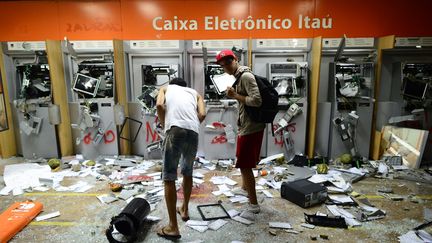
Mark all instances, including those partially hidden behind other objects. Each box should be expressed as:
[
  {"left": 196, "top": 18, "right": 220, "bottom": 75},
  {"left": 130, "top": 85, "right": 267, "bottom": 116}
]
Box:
[{"left": 162, "top": 126, "right": 198, "bottom": 181}]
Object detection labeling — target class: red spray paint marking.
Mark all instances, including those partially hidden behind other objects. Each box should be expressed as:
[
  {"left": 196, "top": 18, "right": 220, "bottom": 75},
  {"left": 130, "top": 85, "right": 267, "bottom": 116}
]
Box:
[
  {"left": 211, "top": 134, "right": 227, "bottom": 144},
  {"left": 273, "top": 123, "right": 297, "bottom": 146},
  {"left": 83, "top": 130, "right": 116, "bottom": 145}
]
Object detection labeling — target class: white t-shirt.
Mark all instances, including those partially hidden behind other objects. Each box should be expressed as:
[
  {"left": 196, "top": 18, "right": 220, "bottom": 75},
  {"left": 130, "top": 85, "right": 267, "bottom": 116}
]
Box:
[{"left": 164, "top": 84, "right": 200, "bottom": 134}]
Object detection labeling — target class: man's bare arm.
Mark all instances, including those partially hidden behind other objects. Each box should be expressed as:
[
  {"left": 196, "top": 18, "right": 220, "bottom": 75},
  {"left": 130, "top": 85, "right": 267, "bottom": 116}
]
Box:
[
  {"left": 156, "top": 87, "right": 167, "bottom": 128},
  {"left": 197, "top": 94, "right": 206, "bottom": 123}
]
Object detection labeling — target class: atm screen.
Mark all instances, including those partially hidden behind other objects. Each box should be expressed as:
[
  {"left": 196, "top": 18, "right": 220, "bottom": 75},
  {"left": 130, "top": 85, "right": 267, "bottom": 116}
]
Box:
[
  {"left": 73, "top": 73, "right": 101, "bottom": 97},
  {"left": 402, "top": 78, "right": 428, "bottom": 100}
]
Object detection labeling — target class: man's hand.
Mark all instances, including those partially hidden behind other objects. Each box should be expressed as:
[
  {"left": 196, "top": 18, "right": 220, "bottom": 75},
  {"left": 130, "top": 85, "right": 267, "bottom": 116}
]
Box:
[{"left": 226, "top": 86, "right": 236, "bottom": 98}]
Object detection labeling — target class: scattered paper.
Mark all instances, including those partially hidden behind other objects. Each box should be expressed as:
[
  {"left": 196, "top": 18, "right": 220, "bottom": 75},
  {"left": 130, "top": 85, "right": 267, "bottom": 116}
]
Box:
[
  {"left": 269, "top": 222, "right": 292, "bottom": 229},
  {"left": 186, "top": 220, "right": 209, "bottom": 226},
  {"left": 188, "top": 225, "right": 208, "bottom": 233},
  {"left": 227, "top": 209, "right": 240, "bottom": 218},
  {"left": 208, "top": 219, "right": 228, "bottom": 230},
  {"left": 328, "top": 195, "right": 354, "bottom": 204},
  {"left": 259, "top": 153, "right": 284, "bottom": 165},
  {"left": 97, "top": 194, "right": 118, "bottom": 204},
  {"left": 300, "top": 223, "right": 315, "bottom": 229},
  {"left": 146, "top": 216, "right": 161, "bottom": 222},
  {"left": 229, "top": 196, "right": 248, "bottom": 203},
  {"left": 308, "top": 174, "right": 328, "bottom": 184},
  {"left": 4, "top": 163, "right": 52, "bottom": 189},
  {"left": 257, "top": 178, "right": 268, "bottom": 186},
  {"left": 399, "top": 230, "right": 429, "bottom": 243},
  {"left": 0, "top": 186, "right": 13, "bottom": 196},
  {"left": 232, "top": 216, "right": 253, "bottom": 225},
  {"left": 210, "top": 176, "right": 237, "bottom": 186},
  {"left": 36, "top": 211, "right": 61, "bottom": 221},
  {"left": 239, "top": 211, "right": 255, "bottom": 221},
  {"left": 262, "top": 190, "right": 273, "bottom": 198}
]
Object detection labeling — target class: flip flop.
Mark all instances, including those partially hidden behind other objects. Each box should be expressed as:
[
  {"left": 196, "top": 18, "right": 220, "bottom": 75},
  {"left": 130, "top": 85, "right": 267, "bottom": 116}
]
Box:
[
  {"left": 157, "top": 227, "right": 181, "bottom": 241},
  {"left": 176, "top": 207, "right": 190, "bottom": 222}
]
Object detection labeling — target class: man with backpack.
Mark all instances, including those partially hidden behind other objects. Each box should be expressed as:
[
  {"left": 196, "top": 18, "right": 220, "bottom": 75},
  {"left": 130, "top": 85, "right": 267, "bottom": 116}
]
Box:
[{"left": 216, "top": 49, "right": 265, "bottom": 213}]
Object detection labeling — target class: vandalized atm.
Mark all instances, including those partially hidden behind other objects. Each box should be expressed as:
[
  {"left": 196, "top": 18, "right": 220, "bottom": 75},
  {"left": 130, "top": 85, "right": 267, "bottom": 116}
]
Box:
[
  {"left": 328, "top": 62, "right": 374, "bottom": 160},
  {"left": 314, "top": 37, "right": 376, "bottom": 160},
  {"left": 251, "top": 38, "right": 309, "bottom": 159},
  {"left": 125, "top": 40, "right": 183, "bottom": 158},
  {"left": 2, "top": 41, "right": 59, "bottom": 158},
  {"left": 188, "top": 40, "right": 245, "bottom": 160},
  {"left": 376, "top": 37, "right": 432, "bottom": 164},
  {"left": 268, "top": 62, "right": 307, "bottom": 160},
  {"left": 63, "top": 40, "right": 118, "bottom": 159}
]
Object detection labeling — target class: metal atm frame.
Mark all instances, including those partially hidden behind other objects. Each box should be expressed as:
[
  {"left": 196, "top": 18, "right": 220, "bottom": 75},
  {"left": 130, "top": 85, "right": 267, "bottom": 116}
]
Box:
[
  {"left": 315, "top": 38, "right": 376, "bottom": 159},
  {"left": 187, "top": 39, "right": 247, "bottom": 159},
  {"left": 2, "top": 41, "right": 59, "bottom": 159},
  {"left": 125, "top": 40, "right": 185, "bottom": 158},
  {"left": 327, "top": 62, "right": 375, "bottom": 159},
  {"left": 251, "top": 38, "right": 310, "bottom": 158},
  {"left": 63, "top": 40, "right": 118, "bottom": 159},
  {"left": 376, "top": 44, "right": 432, "bottom": 164}
]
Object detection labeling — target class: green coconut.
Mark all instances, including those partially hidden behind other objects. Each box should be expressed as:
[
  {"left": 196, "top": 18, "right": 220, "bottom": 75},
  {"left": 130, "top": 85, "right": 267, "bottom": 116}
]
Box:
[
  {"left": 317, "top": 163, "right": 329, "bottom": 174},
  {"left": 86, "top": 160, "right": 96, "bottom": 166},
  {"left": 340, "top": 154, "right": 352, "bottom": 164},
  {"left": 48, "top": 158, "right": 61, "bottom": 170}
]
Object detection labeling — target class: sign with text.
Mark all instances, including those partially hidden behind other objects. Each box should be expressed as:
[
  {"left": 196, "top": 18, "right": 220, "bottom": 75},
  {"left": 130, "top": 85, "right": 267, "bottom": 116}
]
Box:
[{"left": 0, "top": 0, "right": 431, "bottom": 41}]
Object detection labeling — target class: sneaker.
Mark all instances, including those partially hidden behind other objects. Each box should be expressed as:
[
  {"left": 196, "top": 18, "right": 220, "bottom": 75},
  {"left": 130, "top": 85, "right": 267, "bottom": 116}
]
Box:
[
  {"left": 232, "top": 187, "right": 248, "bottom": 197},
  {"left": 245, "top": 203, "right": 260, "bottom": 214}
]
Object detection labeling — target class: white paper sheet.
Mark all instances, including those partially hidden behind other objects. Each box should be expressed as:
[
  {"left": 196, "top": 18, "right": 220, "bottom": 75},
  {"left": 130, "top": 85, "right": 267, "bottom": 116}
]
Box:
[
  {"left": 328, "top": 195, "right": 354, "bottom": 203},
  {"left": 211, "top": 73, "right": 236, "bottom": 94},
  {"left": 4, "top": 163, "right": 52, "bottom": 189},
  {"left": 208, "top": 219, "right": 228, "bottom": 230},
  {"left": 269, "top": 222, "right": 292, "bottom": 229},
  {"left": 36, "top": 211, "right": 61, "bottom": 221},
  {"left": 258, "top": 153, "right": 284, "bottom": 165}
]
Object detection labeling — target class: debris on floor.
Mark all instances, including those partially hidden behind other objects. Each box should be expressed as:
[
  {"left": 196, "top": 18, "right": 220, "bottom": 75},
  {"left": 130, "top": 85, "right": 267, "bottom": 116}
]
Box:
[{"left": 1, "top": 150, "right": 432, "bottom": 242}]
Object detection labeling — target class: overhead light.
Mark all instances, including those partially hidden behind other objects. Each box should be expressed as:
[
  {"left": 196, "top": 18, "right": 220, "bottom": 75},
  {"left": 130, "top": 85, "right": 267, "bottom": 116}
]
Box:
[{"left": 416, "top": 45, "right": 422, "bottom": 48}]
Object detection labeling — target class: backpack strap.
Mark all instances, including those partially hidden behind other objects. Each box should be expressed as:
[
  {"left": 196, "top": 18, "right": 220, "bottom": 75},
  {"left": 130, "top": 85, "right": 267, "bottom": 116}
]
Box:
[{"left": 232, "top": 70, "right": 249, "bottom": 88}]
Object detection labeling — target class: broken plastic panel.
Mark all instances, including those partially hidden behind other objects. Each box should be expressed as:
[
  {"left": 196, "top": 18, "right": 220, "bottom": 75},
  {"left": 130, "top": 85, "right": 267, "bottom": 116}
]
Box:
[
  {"left": 142, "top": 64, "right": 178, "bottom": 87},
  {"left": 197, "top": 203, "right": 230, "bottom": 221},
  {"left": 334, "top": 62, "right": 374, "bottom": 99},
  {"left": 137, "top": 86, "right": 159, "bottom": 114},
  {"left": 268, "top": 62, "right": 307, "bottom": 104},
  {"left": 19, "top": 115, "right": 43, "bottom": 136},
  {"left": 16, "top": 64, "right": 51, "bottom": 100}
]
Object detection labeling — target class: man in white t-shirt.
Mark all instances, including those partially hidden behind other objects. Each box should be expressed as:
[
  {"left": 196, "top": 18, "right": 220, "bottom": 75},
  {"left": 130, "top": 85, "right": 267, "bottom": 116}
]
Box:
[{"left": 156, "top": 78, "right": 206, "bottom": 240}]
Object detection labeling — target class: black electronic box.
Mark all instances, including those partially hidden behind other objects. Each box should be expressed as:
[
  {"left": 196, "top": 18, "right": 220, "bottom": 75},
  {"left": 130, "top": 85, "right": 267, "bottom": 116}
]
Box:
[{"left": 281, "top": 179, "right": 327, "bottom": 208}]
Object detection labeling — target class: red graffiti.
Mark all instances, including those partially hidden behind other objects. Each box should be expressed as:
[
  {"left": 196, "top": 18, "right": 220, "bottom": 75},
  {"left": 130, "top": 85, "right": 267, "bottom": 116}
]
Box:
[
  {"left": 212, "top": 122, "right": 226, "bottom": 129},
  {"left": 273, "top": 123, "right": 296, "bottom": 146},
  {"left": 211, "top": 134, "right": 227, "bottom": 144},
  {"left": 83, "top": 133, "right": 92, "bottom": 145},
  {"left": 146, "top": 117, "right": 161, "bottom": 143},
  {"left": 82, "top": 130, "right": 116, "bottom": 145},
  {"left": 104, "top": 130, "right": 115, "bottom": 144}
]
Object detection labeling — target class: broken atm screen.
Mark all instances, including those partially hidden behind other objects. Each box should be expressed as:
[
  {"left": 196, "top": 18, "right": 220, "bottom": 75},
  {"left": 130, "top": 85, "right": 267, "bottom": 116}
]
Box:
[{"left": 73, "top": 74, "right": 101, "bottom": 97}]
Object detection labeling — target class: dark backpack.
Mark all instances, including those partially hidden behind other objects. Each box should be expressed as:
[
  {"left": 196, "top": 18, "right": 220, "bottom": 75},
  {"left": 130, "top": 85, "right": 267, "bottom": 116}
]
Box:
[{"left": 233, "top": 71, "right": 279, "bottom": 124}]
